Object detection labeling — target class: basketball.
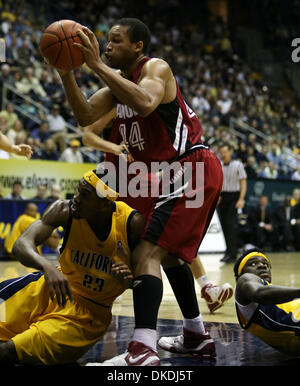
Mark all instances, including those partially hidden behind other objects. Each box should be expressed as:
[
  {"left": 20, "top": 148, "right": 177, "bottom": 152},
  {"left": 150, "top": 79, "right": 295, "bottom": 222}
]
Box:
[{"left": 39, "top": 19, "right": 85, "bottom": 71}]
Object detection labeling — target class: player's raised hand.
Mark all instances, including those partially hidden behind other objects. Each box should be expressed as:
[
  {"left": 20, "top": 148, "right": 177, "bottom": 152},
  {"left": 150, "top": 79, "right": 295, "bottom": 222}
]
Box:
[
  {"left": 74, "top": 27, "right": 101, "bottom": 70},
  {"left": 113, "top": 143, "right": 134, "bottom": 163}
]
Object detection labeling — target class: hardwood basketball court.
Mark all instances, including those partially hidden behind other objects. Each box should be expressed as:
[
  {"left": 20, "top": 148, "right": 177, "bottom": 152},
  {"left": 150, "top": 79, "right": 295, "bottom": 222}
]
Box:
[{"left": 1, "top": 252, "right": 300, "bottom": 366}]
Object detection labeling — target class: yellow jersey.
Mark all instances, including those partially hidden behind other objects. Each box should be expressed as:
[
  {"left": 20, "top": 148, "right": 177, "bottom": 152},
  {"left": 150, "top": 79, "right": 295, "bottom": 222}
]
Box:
[
  {"left": 4, "top": 214, "right": 41, "bottom": 254},
  {"left": 59, "top": 201, "right": 137, "bottom": 308},
  {"left": 235, "top": 281, "right": 300, "bottom": 355}
]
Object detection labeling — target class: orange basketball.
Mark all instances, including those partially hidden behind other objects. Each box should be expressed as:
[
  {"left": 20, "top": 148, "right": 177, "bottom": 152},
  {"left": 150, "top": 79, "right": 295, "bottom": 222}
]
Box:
[{"left": 40, "top": 19, "right": 85, "bottom": 71}]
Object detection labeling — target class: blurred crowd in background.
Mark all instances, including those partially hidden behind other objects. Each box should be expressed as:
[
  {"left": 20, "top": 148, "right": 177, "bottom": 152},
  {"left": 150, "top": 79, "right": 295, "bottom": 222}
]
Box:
[
  {"left": 0, "top": 0, "right": 299, "bottom": 179},
  {"left": 0, "top": 0, "right": 300, "bottom": 254}
]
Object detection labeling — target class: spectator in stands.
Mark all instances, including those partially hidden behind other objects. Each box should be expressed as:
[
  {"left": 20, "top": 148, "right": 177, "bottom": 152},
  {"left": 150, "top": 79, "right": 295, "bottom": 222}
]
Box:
[
  {"left": 0, "top": 103, "right": 18, "bottom": 131},
  {"left": 1, "top": 15, "right": 12, "bottom": 36},
  {"left": 6, "top": 119, "right": 27, "bottom": 145},
  {"left": 216, "top": 90, "right": 233, "bottom": 124},
  {"left": 1, "top": 4, "right": 16, "bottom": 23},
  {"left": 5, "top": 181, "right": 26, "bottom": 200},
  {"left": 291, "top": 202, "right": 300, "bottom": 251},
  {"left": 4, "top": 202, "right": 59, "bottom": 258},
  {"left": 9, "top": 132, "right": 29, "bottom": 159},
  {"left": 0, "top": 0, "right": 298, "bottom": 184},
  {"left": 46, "top": 73, "right": 65, "bottom": 106},
  {"left": 5, "top": 34, "right": 20, "bottom": 66},
  {"left": 291, "top": 166, "right": 300, "bottom": 181},
  {"left": 59, "top": 139, "right": 83, "bottom": 163},
  {"left": 19, "top": 99, "right": 40, "bottom": 130},
  {"left": 257, "top": 161, "right": 279, "bottom": 179},
  {"left": 0, "top": 64, "right": 14, "bottom": 97},
  {"left": 266, "top": 143, "right": 283, "bottom": 167},
  {"left": 39, "top": 138, "right": 59, "bottom": 161},
  {"left": 4, "top": 202, "right": 39, "bottom": 257},
  {"left": 30, "top": 120, "right": 51, "bottom": 147},
  {"left": 236, "top": 142, "right": 248, "bottom": 164},
  {"left": 25, "top": 136, "right": 41, "bottom": 159},
  {"left": 19, "top": 99, "right": 38, "bottom": 117},
  {"left": 255, "top": 144, "right": 269, "bottom": 164},
  {"left": 248, "top": 195, "right": 276, "bottom": 250},
  {"left": 17, "top": 39, "right": 35, "bottom": 67},
  {"left": 46, "top": 104, "right": 67, "bottom": 153},
  {"left": 30, "top": 184, "right": 48, "bottom": 201},
  {"left": 46, "top": 184, "right": 62, "bottom": 201},
  {"left": 291, "top": 188, "right": 300, "bottom": 207},
  {"left": 272, "top": 196, "right": 295, "bottom": 252},
  {"left": 0, "top": 130, "right": 32, "bottom": 159},
  {"left": 191, "top": 88, "right": 210, "bottom": 116},
  {"left": 244, "top": 155, "right": 257, "bottom": 178},
  {"left": 15, "top": 67, "right": 47, "bottom": 100}
]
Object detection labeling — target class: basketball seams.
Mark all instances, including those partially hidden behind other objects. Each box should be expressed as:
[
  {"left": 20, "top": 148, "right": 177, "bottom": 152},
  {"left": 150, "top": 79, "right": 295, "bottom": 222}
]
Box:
[
  {"left": 40, "top": 19, "right": 84, "bottom": 71},
  {"left": 53, "top": 40, "right": 63, "bottom": 67},
  {"left": 59, "top": 20, "right": 75, "bottom": 69},
  {"left": 41, "top": 33, "right": 68, "bottom": 50}
]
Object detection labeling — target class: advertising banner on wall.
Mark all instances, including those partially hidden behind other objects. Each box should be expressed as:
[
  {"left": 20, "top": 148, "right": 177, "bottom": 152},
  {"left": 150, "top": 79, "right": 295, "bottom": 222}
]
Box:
[
  {"left": 0, "top": 159, "right": 97, "bottom": 199},
  {"left": 246, "top": 178, "right": 299, "bottom": 209}
]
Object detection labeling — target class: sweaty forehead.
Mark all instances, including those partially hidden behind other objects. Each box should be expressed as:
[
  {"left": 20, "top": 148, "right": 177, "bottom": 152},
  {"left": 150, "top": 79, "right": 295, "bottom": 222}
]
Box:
[{"left": 109, "top": 25, "right": 129, "bottom": 38}]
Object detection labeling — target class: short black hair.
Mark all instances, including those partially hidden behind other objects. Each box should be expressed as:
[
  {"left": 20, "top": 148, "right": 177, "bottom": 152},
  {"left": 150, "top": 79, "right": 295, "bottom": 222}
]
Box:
[
  {"left": 219, "top": 142, "right": 232, "bottom": 150},
  {"left": 115, "top": 17, "right": 151, "bottom": 54},
  {"left": 233, "top": 247, "right": 265, "bottom": 280}
]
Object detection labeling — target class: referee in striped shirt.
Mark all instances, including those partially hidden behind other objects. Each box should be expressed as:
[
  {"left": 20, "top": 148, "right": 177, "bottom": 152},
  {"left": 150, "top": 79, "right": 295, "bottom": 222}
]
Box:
[{"left": 218, "top": 142, "right": 247, "bottom": 263}]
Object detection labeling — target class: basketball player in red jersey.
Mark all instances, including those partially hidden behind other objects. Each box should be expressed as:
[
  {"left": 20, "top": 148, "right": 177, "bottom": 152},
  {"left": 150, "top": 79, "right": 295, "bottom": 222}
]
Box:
[
  {"left": 57, "top": 18, "right": 223, "bottom": 365},
  {"left": 82, "top": 112, "right": 233, "bottom": 314}
]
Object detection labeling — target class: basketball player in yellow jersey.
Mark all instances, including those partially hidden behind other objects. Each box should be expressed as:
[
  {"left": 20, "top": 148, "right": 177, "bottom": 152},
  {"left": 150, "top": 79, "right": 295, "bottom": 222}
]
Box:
[
  {"left": 234, "top": 248, "right": 300, "bottom": 356},
  {"left": 0, "top": 169, "right": 145, "bottom": 365}
]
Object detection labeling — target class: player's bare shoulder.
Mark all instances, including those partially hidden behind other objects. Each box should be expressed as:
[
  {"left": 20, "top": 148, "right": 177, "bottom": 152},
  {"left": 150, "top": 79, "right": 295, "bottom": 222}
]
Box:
[
  {"left": 141, "top": 58, "right": 176, "bottom": 103},
  {"left": 42, "top": 199, "right": 70, "bottom": 228},
  {"left": 142, "top": 57, "right": 173, "bottom": 79}
]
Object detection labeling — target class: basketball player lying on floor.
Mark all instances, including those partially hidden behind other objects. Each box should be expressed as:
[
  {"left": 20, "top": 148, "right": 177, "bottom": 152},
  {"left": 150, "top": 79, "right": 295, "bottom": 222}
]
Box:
[
  {"left": 0, "top": 169, "right": 145, "bottom": 365},
  {"left": 234, "top": 248, "right": 300, "bottom": 356}
]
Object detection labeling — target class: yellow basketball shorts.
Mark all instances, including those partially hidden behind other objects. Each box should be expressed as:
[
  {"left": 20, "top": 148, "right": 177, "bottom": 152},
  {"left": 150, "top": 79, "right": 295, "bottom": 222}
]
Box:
[{"left": 0, "top": 271, "right": 112, "bottom": 365}]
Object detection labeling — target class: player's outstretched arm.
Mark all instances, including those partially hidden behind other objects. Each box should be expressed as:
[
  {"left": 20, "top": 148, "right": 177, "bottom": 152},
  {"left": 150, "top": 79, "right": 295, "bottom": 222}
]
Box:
[
  {"left": 236, "top": 273, "right": 300, "bottom": 305},
  {"left": 82, "top": 108, "right": 134, "bottom": 162},
  {"left": 12, "top": 200, "right": 74, "bottom": 306},
  {"left": 0, "top": 133, "right": 32, "bottom": 159}
]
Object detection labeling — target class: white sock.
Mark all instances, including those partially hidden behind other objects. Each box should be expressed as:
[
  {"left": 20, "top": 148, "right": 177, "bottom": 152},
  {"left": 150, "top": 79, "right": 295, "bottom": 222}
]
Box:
[
  {"left": 196, "top": 275, "right": 210, "bottom": 289},
  {"left": 183, "top": 314, "right": 206, "bottom": 335},
  {"left": 132, "top": 328, "right": 157, "bottom": 352}
]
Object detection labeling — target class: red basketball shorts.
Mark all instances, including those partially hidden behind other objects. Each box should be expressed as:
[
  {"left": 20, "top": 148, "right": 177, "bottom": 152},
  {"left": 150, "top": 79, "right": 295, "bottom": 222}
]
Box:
[{"left": 118, "top": 147, "right": 223, "bottom": 263}]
